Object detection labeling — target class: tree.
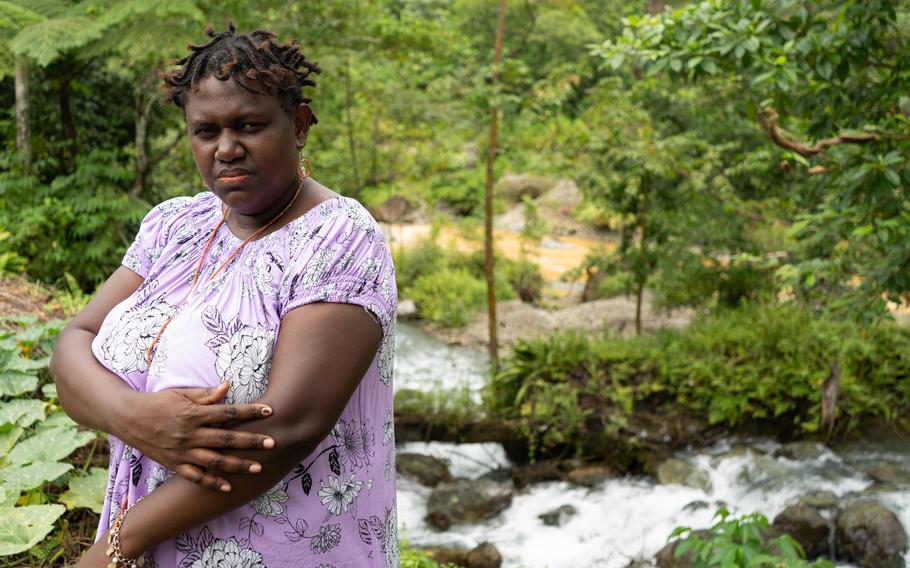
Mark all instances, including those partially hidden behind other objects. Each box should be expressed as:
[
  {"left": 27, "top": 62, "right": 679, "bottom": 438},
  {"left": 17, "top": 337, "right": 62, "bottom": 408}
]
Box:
[{"left": 598, "top": 0, "right": 910, "bottom": 319}]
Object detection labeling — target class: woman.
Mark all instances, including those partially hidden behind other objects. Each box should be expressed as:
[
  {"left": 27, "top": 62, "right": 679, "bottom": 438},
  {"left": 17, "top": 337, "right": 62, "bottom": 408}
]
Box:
[{"left": 50, "top": 25, "right": 398, "bottom": 568}]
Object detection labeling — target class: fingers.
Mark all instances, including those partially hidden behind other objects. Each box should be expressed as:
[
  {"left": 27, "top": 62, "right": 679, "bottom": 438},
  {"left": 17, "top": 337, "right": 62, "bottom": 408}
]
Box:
[
  {"left": 194, "top": 428, "right": 275, "bottom": 451},
  {"left": 185, "top": 448, "right": 264, "bottom": 477},
  {"left": 175, "top": 463, "right": 232, "bottom": 493},
  {"left": 183, "top": 381, "right": 230, "bottom": 405},
  {"left": 195, "top": 402, "right": 273, "bottom": 425}
]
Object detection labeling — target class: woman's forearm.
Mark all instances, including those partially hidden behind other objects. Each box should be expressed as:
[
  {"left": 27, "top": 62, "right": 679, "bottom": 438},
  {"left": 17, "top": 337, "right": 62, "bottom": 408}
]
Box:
[
  {"left": 50, "top": 324, "right": 138, "bottom": 437},
  {"left": 117, "top": 415, "right": 318, "bottom": 557}
]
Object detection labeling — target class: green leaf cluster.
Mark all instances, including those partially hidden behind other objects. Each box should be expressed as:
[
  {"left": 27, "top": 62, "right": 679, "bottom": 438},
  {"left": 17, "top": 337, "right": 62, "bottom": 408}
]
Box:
[{"left": 0, "top": 317, "right": 103, "bottom": 558}]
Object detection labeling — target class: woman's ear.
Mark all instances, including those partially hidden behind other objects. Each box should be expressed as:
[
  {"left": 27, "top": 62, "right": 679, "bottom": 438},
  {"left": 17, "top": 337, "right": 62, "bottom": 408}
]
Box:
[{"left": 294, "top": 104, "right": 313, "bottom": 148}]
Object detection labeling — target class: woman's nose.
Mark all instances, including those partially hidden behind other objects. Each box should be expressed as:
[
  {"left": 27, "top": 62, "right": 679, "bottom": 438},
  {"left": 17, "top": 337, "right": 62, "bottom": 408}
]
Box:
[{"left": 215, "top": 131, "right": 245, "bottom": 162}]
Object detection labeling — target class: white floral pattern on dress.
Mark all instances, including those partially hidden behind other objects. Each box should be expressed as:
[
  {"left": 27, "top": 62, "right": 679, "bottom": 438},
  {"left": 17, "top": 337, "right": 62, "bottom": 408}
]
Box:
[
  {"left": 318, "top": 473, "right": 363, "bottom": 516},
  {"left": 332, "top": 419, "right": 374, "bottom": 471},
  {"left": 145, "top": 465, "right": 173, "bottom": 493},
  {"left": 101, "top": 302, "right": 175, "bottom": 374},
  {"left": 382, "top": 408, "right": 394, "bottom": 446},
  {"left": 377, "top": 325, "right": 395, "bottom": 386},
  {"left": 251, "top": 483, "right": 288, "bottom": 518},
  {"left": 383, "top": 505, "right": 399, "bottom": 568},
  {"left": 190, "top": 537, "right": 265, "bottom": 568},
  {"left": 310, "top": 523, "right": 341, "bottom": 554}
]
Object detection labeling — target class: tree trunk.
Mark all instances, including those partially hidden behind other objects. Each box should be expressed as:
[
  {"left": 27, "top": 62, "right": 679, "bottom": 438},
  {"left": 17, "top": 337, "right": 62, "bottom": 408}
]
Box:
[
  {"left": 343, "top": 56, "right": 361, "bottom": 195},
  {"left": 14, "top": 56, "right": 30, "bottom": 160},
  {"left": 484, "top": 0, "right": 507, "bottom": 373},
  {"left": 635, "top": 176, "right": 651, "bottom": 336},
  {"left": 58, "top": 76, "right": 77, "bottom": 172},
  {"left": 369, "top": 109, "right": 379, "bottom": 185}
]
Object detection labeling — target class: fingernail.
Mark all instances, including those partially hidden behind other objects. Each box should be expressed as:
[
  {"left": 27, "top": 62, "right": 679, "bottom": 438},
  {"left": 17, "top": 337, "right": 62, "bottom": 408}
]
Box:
[
  {"left": 249, "top": 463, "right": 262, "bottom": 473},
  {"left": 261, "top": 407, "right": 272, "bottom": 416},
  {"left": 263, "top": 437, "right": 275, "bottom": 449},
  {"left": 220, "top": 484, "right": 231, "bottom": 492}
]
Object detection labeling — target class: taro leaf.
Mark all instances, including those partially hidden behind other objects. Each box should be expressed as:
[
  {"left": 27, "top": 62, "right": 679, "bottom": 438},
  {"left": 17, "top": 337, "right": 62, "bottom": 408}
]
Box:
[
  {"left": 329, "top": 449, "right": 341, "bottom": 475},
  {"left": 0, "top": 504, "right": 66, "bottom": 555},
  {"left": 0, "top": 427, "right": 24, "bottom": 457},
  {"left": 4, "top": 356, "right": 46, "bottom": 373},
  {"left": 60, "top": 467, "right": 108, "bottom": 513},
  {"left": 0, "top": 399, "right": 45, "bottom": 429},
  {"left": 301, "top": 472, "right": 312, "bottom": 495},
  {"left": 8, "top": 427, "right": 93, "bottom": 465},
  {"left": 0, "top": 461, "right": 72, "bottom": 495},
  {"left": 0, "top": 371, "right": 38, "bottom": 397},
  {"left": 36, "top": 410, "right": 76, "bottom": 432},
  {"left": 40, "top": 383, "right": 57, "bottom": 400},
  {"left": 0, "top": 485, "right": 9, "bottom": 506}
]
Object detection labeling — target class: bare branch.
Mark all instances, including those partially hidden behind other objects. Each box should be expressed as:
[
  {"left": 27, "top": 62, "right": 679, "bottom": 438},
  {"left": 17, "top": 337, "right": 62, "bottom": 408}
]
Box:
[{"left": 758, "top": 107, "right": 878, "bottom": 157}]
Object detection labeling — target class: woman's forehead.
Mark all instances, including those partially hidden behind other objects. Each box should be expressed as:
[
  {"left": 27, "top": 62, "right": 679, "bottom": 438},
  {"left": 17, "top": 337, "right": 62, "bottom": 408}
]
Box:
[{"left": 184, "top": 75, "right": 282, "bottom": 119}]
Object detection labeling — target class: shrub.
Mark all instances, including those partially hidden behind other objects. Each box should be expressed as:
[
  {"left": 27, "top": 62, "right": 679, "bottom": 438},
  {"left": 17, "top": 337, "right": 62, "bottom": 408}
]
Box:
[
  {"left": 668, "top": 508, "right": 834, "bottom": 568},
  {"left": 488, "top": 302, "right": 910, "bottom": 455},
  {"left": 410, "top": 268, "right": 487, "bottom": 327}
]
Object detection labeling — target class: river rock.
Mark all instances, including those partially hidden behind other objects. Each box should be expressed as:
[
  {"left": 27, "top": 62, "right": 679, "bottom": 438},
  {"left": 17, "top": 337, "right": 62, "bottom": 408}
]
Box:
[
  {"left": 868, "top": 463, "right": 910, "bottom": 486},
  {"left": 467, "top": 542, "right": 502, "bottom": 568},
  {"left": 836, "top": 501, "right": 908, "bottom": 568},
  {"left": 495, "top": 174, "right": 556, "bottom": 201},
  {"left": 422, "top": 546, "right": 469, "bottom": 566},
  {"left": 539, "top": 179, "right": 583, "bottom": 212},
  {"left": 397, "top": 452, "right": 453, "bottom": 487},
  {"left": 773, "top": 504, "right": 830, "bottom": 559},
  {"left": 426, "top": 478, "right": 514, "bottom": 530},
  {"left": 397, "top": 299, "right": 418, "bottom": 320},
  {"left": 776, "top": 441, "right": 828, "bottom": 460},
  {"left": 656, "top": 458, "right": 710, "bottom": 491},
  {"left": 566, "top": 464, "right": 613, "bottom": 487},
  {"left": 798, "top": 490, "right": 840, "bottom": 509},
  {"left": 538, "top": 504, "right": 577, "bottom": 527},
  {"left": 371, "top": 195, "right": 413, "bottom": 222}
]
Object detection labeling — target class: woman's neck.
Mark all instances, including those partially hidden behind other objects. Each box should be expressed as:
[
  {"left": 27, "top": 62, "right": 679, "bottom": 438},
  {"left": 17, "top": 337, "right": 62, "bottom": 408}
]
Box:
[{"left": 225, "top": 176, "right": 304, "bottom": 239}]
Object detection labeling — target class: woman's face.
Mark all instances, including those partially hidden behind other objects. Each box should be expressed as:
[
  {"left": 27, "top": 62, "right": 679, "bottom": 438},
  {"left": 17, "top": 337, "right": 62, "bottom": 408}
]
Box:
[{"left": 184, "top": 75, "right": 310, "bottom": 215}]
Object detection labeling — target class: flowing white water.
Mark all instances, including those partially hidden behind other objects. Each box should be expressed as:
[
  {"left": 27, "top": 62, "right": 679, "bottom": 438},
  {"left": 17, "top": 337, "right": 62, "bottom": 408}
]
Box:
[{"left": 392, "top": 324, "right": 910, "bottom": 568}]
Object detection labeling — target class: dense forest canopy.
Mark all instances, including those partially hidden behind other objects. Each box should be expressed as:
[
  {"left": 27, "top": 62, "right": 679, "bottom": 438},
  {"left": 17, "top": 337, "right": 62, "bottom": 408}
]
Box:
[{"left": 1, "top": 0, "right": 908, "bottom": 324}]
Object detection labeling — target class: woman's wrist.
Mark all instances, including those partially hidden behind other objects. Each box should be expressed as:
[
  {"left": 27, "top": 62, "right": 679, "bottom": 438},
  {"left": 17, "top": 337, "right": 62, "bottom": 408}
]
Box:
[{"left": 115, "top": 501, "right": 150, "bottom": 561}]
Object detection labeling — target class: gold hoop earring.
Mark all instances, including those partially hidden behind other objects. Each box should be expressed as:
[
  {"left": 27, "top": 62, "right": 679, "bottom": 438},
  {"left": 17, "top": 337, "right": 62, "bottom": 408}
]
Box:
[
  {"left": 201, "top": 176, "right": 209, "bottom": 189},
  {"left": 297, "top": 150, "right": 311, "bottom": 179}
]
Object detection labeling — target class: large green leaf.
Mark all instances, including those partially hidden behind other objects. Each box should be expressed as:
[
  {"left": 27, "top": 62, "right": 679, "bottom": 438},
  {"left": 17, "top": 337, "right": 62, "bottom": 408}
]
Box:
[
  {"left": 0, "top": 426, "right": 24, "bottom": 456},
  {"left": 35, "top": 410, "right": 76, "bottom": 433},
  {"left": 0, "top": 1, "right": 43, "bottom": 33},
  {"left": 0, "top": 461, "right": 72, "bottom": 494},
  {"left": 0, "top": 504, "right": 66, "bottom": 556},
  {"left": 0, "top": 371, "right": 38, "bottom": 397},
  {"left": 60, "top": 467, "right": 107, "bottom": 513},
  {"left": 0, "top": 399, "right": 45, "bottom": 428},
  {"left": 8, "top": 16, "right": 103, "bottom": 66},
  {"left": 8, "top": 427, "right": 93, "bottom": 465}
]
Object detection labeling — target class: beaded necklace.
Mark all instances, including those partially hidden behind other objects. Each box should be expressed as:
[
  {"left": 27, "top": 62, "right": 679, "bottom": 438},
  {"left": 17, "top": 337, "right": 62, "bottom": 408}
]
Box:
[{"left": 144, "top": 175, "right": 306, "bottom": 366}]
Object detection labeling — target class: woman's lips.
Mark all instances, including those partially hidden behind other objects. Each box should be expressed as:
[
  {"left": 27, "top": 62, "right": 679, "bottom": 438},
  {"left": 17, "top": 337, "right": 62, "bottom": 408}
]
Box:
[{"left": 217, "top": 174, "right": 250, "bottom": 184}]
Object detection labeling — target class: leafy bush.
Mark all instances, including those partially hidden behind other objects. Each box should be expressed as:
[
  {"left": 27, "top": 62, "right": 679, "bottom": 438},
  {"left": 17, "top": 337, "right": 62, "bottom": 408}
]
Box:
[
  {"left": 410, "top": 268, "right": 488, "bottom": 327},
  {"left": 505, "top": 258, "right": 544, "bottom": 304},
  {"left": 669, "top": 509, "right": 834, "bottom": 568},
  {"left": 488, "top": 303, "right": 910, "bottom": 455},
  {"left": 0, "top": 316, "right": 104, "bottom": 560}
]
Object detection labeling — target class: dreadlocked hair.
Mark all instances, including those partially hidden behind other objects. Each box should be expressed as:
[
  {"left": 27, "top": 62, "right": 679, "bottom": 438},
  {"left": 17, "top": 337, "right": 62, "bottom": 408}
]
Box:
[{"left": 161, "top": 22, "right": 321, "bottom": 125}]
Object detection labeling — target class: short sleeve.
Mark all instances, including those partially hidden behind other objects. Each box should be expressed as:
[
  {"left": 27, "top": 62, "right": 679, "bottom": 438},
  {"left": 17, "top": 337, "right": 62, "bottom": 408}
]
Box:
[
  {"left": 121, "top": 196, "right": 192, "bottom": 279},
  {"left": 278, "top": 200, "right": 397, "bottom": 340}
]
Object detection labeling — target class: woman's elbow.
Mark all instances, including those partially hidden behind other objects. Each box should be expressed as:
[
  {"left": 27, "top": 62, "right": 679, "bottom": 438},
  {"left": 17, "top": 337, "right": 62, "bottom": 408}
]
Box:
[{"left": 268, "top": 414, "right": 332, "bottom": 461}]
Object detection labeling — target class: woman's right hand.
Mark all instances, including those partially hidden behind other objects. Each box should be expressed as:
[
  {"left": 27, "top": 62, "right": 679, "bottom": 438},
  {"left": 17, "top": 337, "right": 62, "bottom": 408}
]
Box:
[{"left": 121, "top": 381, "right": 275, "bottom": 492}]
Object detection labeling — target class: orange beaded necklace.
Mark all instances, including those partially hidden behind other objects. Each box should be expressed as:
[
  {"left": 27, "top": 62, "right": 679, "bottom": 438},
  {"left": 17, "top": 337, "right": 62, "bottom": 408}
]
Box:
[{"left": 144, "top": 172, "right": 308, "bottom": 366}]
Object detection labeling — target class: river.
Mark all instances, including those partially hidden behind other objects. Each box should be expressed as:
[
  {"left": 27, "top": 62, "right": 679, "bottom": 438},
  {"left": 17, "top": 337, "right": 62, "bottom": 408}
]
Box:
[{"left": 394, "top": 322, "right": 910, "bottom": 568}]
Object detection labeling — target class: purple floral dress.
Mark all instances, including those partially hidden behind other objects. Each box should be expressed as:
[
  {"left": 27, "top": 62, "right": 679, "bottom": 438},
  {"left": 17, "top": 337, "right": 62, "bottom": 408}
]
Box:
[{"left": 91, "top": 191, "right": 399, "bottom": 568}]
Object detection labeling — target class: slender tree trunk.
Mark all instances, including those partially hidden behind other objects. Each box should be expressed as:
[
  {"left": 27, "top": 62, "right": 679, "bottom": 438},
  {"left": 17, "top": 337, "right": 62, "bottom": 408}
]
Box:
[
  {"left": 14, "top": 56, "right": 30, "bottom": 160},
  {"left": 58, "top": 76, "right": 77, "bottom": 172},
  {"left": 484, "top": 0, "right": 507, "bottom": 373},
  {"left": 369, "top": 109, "right": 379, "bottom": 185},
  {"left": 344, "top": 56, "right": 361, "bottom": 195},
  {"left": 635, "top": 176, "right": 651, "bottom": 336}
]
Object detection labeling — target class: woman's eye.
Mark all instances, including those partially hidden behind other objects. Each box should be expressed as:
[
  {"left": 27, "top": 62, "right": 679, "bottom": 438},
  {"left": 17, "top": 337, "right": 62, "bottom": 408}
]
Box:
[
  {"left": 242, "top": 122, "right": 265, "bottom": 132},
  {"left": 195, "top": 128, "right": 216, "bottom": 137}
]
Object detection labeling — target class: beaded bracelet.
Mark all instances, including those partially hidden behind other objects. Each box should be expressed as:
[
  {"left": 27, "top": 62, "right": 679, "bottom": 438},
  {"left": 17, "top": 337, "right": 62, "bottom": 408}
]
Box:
[{"left": 105, "top": 496, "right": 145, "bottom": 567}]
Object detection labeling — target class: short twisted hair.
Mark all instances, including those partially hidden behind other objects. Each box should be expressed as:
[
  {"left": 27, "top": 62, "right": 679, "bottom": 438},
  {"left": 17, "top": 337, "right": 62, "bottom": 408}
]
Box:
[{"left": 161, "top": 23, "right": 321, "bottom": 124}]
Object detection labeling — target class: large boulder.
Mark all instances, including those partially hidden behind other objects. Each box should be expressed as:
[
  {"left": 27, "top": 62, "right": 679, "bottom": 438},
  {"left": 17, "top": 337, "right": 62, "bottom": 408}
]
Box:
[
  {"left": 656, "top": 458, "right": 711, "bottom": 491},
  {"left": 426, "top": 478, "right": 514, "bottom": 530},
  {"left": 868, "top": 463, "right": 910, "bottom": 487},
  {"left": 836, "top": 501, "right": 908, "bottom": 568},
  {"left": 397, "top": 452, "right": 453, "bottom": 487},
  {"left": 495, "top": 174, "right": 557, "bottom": 202},
  {"left": 422, "top": 546, "right": 468, "bottom": 566},
  {"left": 773, "top": 504, "right": 831, "bottom": 559},
  {"left": 371, "top": 195, "right": 414, "bottom": 223},
  {"left": 467, "top": 542, "right": 502, "bottom": 568},
  {"left": 397, "top": 298, "right": 418, "bottom": 321},
  {"left": 566, "top": 464, "right": 613, "bottom": 487}
]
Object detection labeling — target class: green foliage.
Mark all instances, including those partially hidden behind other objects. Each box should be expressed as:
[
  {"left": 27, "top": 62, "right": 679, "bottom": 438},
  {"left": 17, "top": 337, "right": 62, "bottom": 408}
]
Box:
[
  {"left": 489, "top": 302, "right": 910, "bottom": 455},
  {"left": 0, "top": 317, "right": 100, "bottom": 557},
  {"left": 410, "top": 267, "right": 488, "bottom": 327},
  {"left": 669, "top": 508, "right": 834, "bottom": 567},
  {"left": 400, "top": 541, "right": 459, "bottom": 568}
]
